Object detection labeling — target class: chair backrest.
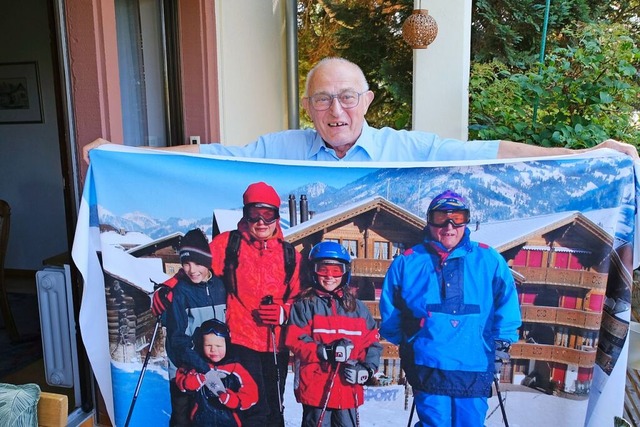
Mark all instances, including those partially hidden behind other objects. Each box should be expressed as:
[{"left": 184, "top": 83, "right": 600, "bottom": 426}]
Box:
[{"left": 0, "top": 200, "right": 9, "bottom": 273}]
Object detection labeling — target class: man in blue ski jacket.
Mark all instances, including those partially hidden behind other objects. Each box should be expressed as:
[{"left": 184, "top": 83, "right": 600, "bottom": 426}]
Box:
[{"left": 380, "top": 190, "right": 521, "bottom": 427}]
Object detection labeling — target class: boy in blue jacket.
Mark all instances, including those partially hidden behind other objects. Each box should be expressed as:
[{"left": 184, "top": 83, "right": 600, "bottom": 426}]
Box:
[
  {"left": 380, "top": 190, "right": 521, "bottom": 427},
  {"left": 165, "top": 228, "right": 227, "bottom": 426}
]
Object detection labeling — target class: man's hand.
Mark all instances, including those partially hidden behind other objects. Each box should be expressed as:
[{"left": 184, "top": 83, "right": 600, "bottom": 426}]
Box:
[
  {"left": 593, "top": 139, "right": 639, "bottom": 159},
  {"left": 318, "top": 338, "right": 354, "bottom": 363},
  {"left": 82, "top": 138, "right": 112, "bottom": 165},
  {"left": 82, "top": 137, "right": 200, "bottom": 165},
  {"left": 256, "top": 303, "right": 286, "bottom": 325},
  {"left": 342, "top": 360, "right": 371, "bottom": 385},
  {"left": 494, "top": 340, "right": 511, "bottom": 374},
  {"left": 204, "top": 369, "right": 227, "bottom": 396},
  {"left": 151, "top": 285, "right": 173, "bottom": 317}
]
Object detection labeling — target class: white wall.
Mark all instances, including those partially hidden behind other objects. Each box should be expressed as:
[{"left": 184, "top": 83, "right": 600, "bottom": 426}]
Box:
[
  {"left": 0, "top": 0, "right": 69, "bottom": 270},
  {"left": 412, "top": 0, "right": 471, "bottom": 140},
  {"left": 215, "top": 0, "right": 288, "bottom": 146}
]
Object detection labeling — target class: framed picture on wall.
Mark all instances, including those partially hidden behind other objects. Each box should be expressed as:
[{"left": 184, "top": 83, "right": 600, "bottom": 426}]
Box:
[{"left": 0, "top": 61, "right": 43, "bottom": 124}]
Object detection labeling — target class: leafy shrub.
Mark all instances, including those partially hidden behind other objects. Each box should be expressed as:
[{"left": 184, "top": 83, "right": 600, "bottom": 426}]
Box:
[{"left": 469, "top": 23, "right": 640, "bottom": 148}]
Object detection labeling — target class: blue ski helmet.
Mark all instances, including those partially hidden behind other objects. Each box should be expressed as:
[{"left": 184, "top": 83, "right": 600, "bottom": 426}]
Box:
[{"left": 308, "top": 241, "right": 351, "bottom": 287}]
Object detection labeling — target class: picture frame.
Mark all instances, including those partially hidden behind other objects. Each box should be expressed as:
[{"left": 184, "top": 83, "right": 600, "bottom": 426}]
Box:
[{"left": 0, "top": 61, "right": 43, "bottom": 124}]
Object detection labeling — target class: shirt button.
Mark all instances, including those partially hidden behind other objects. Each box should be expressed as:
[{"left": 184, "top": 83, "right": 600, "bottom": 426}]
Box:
[{"left": 446, "top": 283, "right": 450, "bottom": 287}]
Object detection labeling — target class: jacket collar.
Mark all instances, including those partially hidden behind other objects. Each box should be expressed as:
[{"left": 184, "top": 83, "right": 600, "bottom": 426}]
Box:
[{"left": 423, "top": 228, "right": 472, "bottom": 263}]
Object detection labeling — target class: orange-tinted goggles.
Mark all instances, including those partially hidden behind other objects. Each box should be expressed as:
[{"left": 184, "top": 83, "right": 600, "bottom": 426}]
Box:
[
  {"left": 314, "top": 262, "right": 347, "bottom": 278},
  {"left": 428, "top": 210, "right": 470, "bottom": 228}
]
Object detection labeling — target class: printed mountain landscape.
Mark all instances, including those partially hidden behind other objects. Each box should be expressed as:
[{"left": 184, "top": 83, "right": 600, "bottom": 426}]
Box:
[{"left": 96, "top": 157, "right": 634, "bottom": 241}]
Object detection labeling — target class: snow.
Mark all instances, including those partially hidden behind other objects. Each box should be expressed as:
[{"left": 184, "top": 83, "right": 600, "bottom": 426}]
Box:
[{"left": 281, "top": 373, "right": 588, "bottom": 427}]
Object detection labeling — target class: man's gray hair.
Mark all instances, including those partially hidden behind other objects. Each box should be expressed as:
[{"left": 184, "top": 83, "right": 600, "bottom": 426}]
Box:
[{"left": 304, "top": 57, "right": 370, "bottom": 97}]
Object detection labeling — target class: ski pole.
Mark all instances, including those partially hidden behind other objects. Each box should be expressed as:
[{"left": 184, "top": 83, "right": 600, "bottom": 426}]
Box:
[
  {"left": 317, "top": 362, "right": 341, "bottom": 427},
  {"left": 493, "top": 374, "right": 509, "bottom": 427},
  {"left": 355, "top": 391, "right": 361, "bottom": 427},
  {"left": 262, "top": 295, "right": 283, "bottom": 414},
  {"left": 124, "top": 315, "right": 161, "bottom": 427},
  {"left": 407, "top": 398, "right": 416, "bottom": 427},
  {"left": 270, "top": 324, "right": 283, "bottom": 414}
]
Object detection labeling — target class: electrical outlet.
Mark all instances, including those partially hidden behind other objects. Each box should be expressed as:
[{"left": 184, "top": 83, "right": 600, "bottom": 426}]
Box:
[{"left": 190, "top": 136, "right": 201, "bottom": 145}]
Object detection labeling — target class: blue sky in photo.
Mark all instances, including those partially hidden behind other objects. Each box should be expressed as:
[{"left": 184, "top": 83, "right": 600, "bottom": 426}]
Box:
[{"left": 89, "top": 148, "right": 375, "bottom": 220}]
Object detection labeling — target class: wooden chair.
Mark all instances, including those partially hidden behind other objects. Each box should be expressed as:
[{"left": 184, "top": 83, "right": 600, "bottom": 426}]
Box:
[
  {"left": 38, "top": 392, "right": 69, "bottom": 427},
  {"left": 0, "top": 199, "right": 20, "bottom": 342}
]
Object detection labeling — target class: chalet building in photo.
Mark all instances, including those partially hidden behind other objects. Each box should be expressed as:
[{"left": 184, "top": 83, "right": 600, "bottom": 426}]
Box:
[
  {"left": 94, "top": 195, "right": 632, "bottom": 402},
  {"left": 283, "top": 195, "right": 428, "bottom": 300},
  {"left": 472, "top": 210, "right": 632, "bottom": 398}
]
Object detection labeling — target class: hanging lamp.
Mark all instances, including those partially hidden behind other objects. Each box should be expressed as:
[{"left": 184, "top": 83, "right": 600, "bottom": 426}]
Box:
[{"left": 402, "top": 2, "right": 438, "bottom": 49}]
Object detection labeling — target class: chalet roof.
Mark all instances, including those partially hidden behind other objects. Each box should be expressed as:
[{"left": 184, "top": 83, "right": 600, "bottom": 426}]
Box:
[
  {"left": 126, "top": 231, "right": 183, "bottom": 257},
  {"left": 469, "top": 210, "right": 614, "bottom": 253},
  {"left": 102, "top": 242, "right": 169, "bottom": 294},
  {"left": 213, "top": 209, "right": 242, "bottom": 234},
  {"left": 100, "top": 230, "right": 154, "bottom": 247},
  {"left": 283, "top": 196, "right": 426, "bottom": 242}
]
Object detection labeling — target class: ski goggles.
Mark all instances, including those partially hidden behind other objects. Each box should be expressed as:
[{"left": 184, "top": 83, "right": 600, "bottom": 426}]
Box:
[
  {"left": 427, "top": 209, "right": 470, "bottom": 228},
  {"left": 200, "top": 318, "right": 230, "bottom": 339},
  {"left": 244, "top": 205, "right": 280, "bottom": 224},
  {"left": 314, "top": 260, "right": 348, "bottom": 277}
]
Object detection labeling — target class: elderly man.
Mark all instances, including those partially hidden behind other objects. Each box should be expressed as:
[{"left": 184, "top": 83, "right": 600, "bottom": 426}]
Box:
[
  {"left": 83, "top": 57, "right": 638, "bottom": 163},
  {"left": 379, "top": 190, "right": 522, "bottom": 427}
]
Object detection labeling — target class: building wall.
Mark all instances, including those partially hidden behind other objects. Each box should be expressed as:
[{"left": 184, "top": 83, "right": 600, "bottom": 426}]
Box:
[
  {"left": 412, "top": 0, "right": 471, "bottom": 140},
  {"left": 215, "top": 0, "right": 288, "bottom": 146},
  {"left": 0, "top": 0, "right": 68, "bottom": 270}
]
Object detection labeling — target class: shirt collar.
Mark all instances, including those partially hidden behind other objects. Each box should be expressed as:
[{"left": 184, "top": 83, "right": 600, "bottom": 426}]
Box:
[{"left": 308, "top": 122, "right": 375, "bottom": 161}]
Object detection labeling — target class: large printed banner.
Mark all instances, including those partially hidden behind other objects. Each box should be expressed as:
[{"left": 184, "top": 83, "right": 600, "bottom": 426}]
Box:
[{"left": 72, "top": 145, "right": 640, "bottom": 426}]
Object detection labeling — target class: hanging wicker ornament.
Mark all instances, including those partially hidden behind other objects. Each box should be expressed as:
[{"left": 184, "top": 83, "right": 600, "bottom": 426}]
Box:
[{"left": 402, "top": 9, "right": 438, "bottom": 49}]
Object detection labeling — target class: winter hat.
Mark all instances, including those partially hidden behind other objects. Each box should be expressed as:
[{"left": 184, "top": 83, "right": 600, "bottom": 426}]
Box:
[
  {"left": 242, "top": 181, "right": 281, "bottom": 209},
  {"left": 427, "top": 190, "right": 469, "bottom": 214},
  {"left": 179, "top": 228, "right": 212, "bottom": 267}
]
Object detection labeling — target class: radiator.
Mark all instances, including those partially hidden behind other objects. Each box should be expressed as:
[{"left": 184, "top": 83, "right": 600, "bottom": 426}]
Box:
[{"left": 36, "top": 264, "right": 80, "bottom": 392}]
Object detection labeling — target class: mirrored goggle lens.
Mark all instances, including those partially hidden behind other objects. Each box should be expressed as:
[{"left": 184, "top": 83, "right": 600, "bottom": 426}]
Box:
[
  {"left": 314, "top": 263, "right": 346, "bottom": 277},
  {"left": 428, "top": 210, "right": 469, "bottom": 227},
  {"left": 245, "top": 207, "right": 279, "bottom": 224}
]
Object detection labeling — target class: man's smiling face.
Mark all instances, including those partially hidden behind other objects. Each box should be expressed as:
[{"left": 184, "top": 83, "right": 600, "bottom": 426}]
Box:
[
  {"left": 303, "top": 60, "right": 374, "bottom": 158},
  {"left": 428, "top": 221, "right": 465, "bottom": 251}
]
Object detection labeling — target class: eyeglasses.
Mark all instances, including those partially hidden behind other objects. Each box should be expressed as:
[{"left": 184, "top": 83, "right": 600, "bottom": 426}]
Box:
[
  {"left": 308, "top": 90, "right": 365, "bottom": 111},
  {"left": 428, "top": 210, "right": 470, "bottom": 228},
  {"left": 245, "top": 206, "right": 279, "bottom": 224},
  {"left": 314, "top": 262, "right": 347, "bottom": 278}
]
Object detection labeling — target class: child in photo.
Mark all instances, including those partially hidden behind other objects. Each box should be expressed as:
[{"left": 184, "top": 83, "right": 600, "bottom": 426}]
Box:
[
  {"left": 176, "top": 318, "right": 259, "bottom": 426},
  {"left": 286, "top": 241, "right": 382, "bottom": 427},
  {"left": 165, "top": 228, "right": 227, "bottom": 426}
]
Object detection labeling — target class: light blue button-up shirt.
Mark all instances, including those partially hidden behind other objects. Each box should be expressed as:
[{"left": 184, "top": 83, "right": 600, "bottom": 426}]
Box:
[{"left": 199, "top": 122, "right": 499, "bottom": 162}]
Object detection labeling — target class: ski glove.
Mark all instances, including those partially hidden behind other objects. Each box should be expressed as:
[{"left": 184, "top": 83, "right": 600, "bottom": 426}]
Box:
[
  {"left": 342, "top": 360, "right": 371, "bottom": 385},
  {"left": 494, "top": 339, "right": 511, "bottom": 373},
  {"left": 204, "top": 369, "right": 227, "bottom": 396},
  {"left": 318, "top": 338, "right": 354, "bottom": 363},
  {"left": 151, "top": 285, "right": 172, "bottom": 317},
  {"left": 256, "top": 303, "right": 286, "bottom": 325}
]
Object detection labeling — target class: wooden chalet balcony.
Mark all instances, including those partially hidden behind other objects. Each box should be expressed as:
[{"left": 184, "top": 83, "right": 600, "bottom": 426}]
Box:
[
  {"left": 351, "top": 258, "right": 393, "bottom": 278},
  {"left": 511, "top": 342, "right": 597, "bottom": 367},
  {"left": 520, "top": 305, "right": 602, "bottom": 330},
  {"left": 512, "top": 266, "right": 608, "bottom": 290}
]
